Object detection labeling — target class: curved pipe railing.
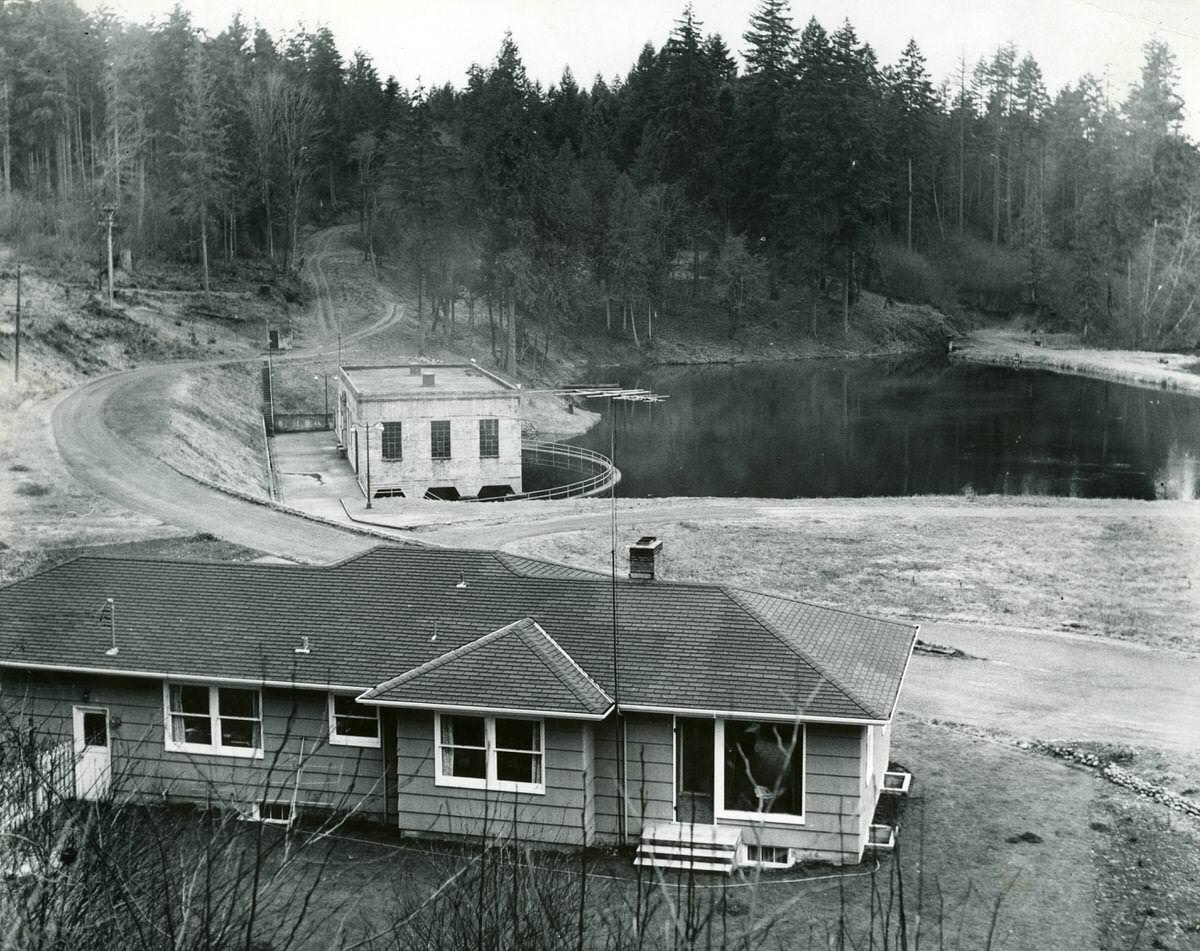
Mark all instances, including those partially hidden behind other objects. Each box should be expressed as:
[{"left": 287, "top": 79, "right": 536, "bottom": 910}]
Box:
[{"left": 466, "top": 441, "right": 620, "bottom": 501}]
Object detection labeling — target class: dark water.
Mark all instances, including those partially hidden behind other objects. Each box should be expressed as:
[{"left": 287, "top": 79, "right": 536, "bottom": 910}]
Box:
[{"left": 567, "top": 356, "right": 1200, "bottom": 500}]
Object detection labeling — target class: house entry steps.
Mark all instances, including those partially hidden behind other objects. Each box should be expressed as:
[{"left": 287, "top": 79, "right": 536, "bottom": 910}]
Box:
[{"left": 634, "top": 822, "right": 742, "bottom": 875}]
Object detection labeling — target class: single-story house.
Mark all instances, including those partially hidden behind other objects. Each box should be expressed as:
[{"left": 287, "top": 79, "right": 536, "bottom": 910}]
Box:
[
  {"left": 0, "top": 540, "right": 916, "bottom": 870},
  {"left": 336, "top": 363, "right": 522, "bottom": 501}
]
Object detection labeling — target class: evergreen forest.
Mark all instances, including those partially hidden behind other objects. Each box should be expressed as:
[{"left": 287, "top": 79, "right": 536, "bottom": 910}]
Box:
[{"left": 2, "top": 0, "right": 1198, "bottom": 362}]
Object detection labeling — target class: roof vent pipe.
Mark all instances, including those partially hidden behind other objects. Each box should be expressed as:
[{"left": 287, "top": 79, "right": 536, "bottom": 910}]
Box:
[{"left": 629, "top": 536, "right": 662, "bottom": 581}]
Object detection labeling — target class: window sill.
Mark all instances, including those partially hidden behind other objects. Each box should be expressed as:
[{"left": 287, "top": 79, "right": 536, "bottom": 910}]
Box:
[
  {"left": 164, "top": 742, "right": 264, "bottom": 760},
  {"left": 716, "top": 809, "right": 806, "bottom": 827},
  {"left": 329, "top": 733, "right": 382, "bottom": 749},
  {"left": 435, "top": 776, "right": 546, "bottom": 796}
]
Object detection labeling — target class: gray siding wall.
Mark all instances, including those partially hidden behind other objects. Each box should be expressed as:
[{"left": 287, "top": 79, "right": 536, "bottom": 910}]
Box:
[
  {"left": 592, "top": 714, "right": 674, "bottom": 844},
  {"left": 591, "top": 716, "right": 868, "bottom": 864},
  {"left": 0, "top": 671, "right": 388, "bottom": 820},
  {"left": 343, "top": 388, "right": 522, "bottom": 498},
  {"left": 394, "top": 711, "right": 591, "bottom": 846},
  {"left": 856, "top": 721, "right": 893, "bottom": 844}
]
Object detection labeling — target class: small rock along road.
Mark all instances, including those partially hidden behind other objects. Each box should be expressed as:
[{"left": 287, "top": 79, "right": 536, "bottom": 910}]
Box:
[{"left": 45, "top": 226, "right": 1200, "bottom": 760}]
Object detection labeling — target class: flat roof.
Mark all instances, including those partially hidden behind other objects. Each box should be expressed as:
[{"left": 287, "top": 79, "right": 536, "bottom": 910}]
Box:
[{"left": 340, "top": 364, "right": 517, "bottom": 399}]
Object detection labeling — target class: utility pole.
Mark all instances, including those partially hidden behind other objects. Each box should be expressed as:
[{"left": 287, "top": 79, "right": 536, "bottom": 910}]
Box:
[
  {"left": 13, "top": 262, "right": 20, "bottom": 383},
  {"left": 101, "top": 205, "right": 115, "bottom": 307}
]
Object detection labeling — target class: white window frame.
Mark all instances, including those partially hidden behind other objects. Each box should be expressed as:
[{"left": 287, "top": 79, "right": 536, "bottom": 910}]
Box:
[
  {"left": 714, "top": 719, "right": 806, "bottom": 825},
  {"left": 433, "top": 712, "right": 545, "bottom": 795},
  {"left": 328, "top": 692, "right": 381, "bottom": 748},
  {"left": 163, "top": 681, "right": 264, "bottom": 759}
]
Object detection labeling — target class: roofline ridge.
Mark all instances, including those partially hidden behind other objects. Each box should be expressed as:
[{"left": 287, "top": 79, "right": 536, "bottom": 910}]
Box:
[
  {"left": 524, "top": 618, "right": 614, "bottom": 709},
  {"left": 495, "top": 551, "right": 611, "bottom": 581},
  {"left": 0, "top": 553, "right": 90, "bottom": 591},
  {"left": 721, "top": 586, "right": 877, "bottom": 719},
  {"left": 15, "top": 545, "right": 397, "bottom": 576},
  {"left": 723, "top": 584, "right": 919, "bottom": 632},
  {"left": 363, "top": 620, "right": 526, "bottom": 696}
]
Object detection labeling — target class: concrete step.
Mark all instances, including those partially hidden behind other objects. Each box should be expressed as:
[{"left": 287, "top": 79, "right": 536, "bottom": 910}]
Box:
[
  {"left": 636, "top": 822, "right": 742, "bottom": 876},
  {"left": 633, "top": 855, "right": 736, "bottom": 874},
  {"left": 637, "top": 843, "right": 740, "bottom": 862}
]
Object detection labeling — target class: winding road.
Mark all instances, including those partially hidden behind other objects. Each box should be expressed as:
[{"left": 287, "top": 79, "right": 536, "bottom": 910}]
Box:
[
  {"left": 40, "top": 226, "right": 1200, "bottom": 769},
  {"left": 50, "top": 226, "right": 401, "bottom": 562}
]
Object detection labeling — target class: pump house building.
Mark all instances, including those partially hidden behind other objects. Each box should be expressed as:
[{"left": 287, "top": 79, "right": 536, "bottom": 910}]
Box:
[{"left": 336, "top": 363, "right": 522, "bottom": 501}]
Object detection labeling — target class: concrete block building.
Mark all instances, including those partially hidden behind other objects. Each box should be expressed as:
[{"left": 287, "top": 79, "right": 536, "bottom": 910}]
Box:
[{"left": 336, "top": 363, "right": 522, "bottom": 501}]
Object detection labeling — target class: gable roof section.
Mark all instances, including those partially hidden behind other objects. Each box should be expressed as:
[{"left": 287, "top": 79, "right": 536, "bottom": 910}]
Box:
[
  {"left": 359, "top": 617, "right": 613, "bottom": 719},
  {"left": 0, "top": 546, "right": 916, "bottom": 722},
  {"left": 725, "top": 589, "right": 918, "bottom": 720}
]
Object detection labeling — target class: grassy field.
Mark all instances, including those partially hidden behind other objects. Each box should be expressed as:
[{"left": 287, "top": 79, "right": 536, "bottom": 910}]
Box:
[{"left": 498, "top": 496, "right": 1200, "bottom": 654}]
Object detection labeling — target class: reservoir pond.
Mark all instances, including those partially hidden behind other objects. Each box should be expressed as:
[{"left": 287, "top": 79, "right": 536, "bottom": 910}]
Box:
[{"left": 566, "top": 356, "right": 1200, "bottom": 500}]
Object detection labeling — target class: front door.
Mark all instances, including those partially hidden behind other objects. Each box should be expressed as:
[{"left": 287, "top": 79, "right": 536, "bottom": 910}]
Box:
[
  {"left": 73, "top": 706, "right": 111, "bottom": 800},
  {"left": 675, "top": 718, "right": 714, "bottom": 823}
]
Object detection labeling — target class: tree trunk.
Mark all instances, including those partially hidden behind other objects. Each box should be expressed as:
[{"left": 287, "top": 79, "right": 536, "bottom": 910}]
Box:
[
  {"left": 0, "top": 78, "right": 10, "bottom": 200},
  {"left": 906, "top": 157, "right": 913, "bottom": 252},
  {"left": 507, "top": 294, "right": 517, "bottom": 370},
  {"left": 488, "top": 296, "right": 498, "bottom": 361},
  {"left": 843, "top": 250, "right": 853, "bottom": 338}
]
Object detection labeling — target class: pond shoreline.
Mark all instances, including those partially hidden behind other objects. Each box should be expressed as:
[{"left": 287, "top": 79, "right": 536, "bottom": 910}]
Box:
[{"left": 950, "top": 325, "right": 1200, "bottom": 398}]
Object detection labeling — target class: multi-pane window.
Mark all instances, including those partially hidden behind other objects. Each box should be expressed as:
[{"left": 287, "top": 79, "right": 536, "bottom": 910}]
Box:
[
  {"left": 328, "top": 693, "right": 380, "bottom": 747},
  {"left": 435, "top": 714, "right": 544, "bottom": 793},
  {"left": 381, "top": 422, "right": 403, "bottom": 461},
  {"left": 165, "top": 683, "right": 263, "bottom": 758},
  {"left": 719, "top": 720, "right": 804, "bottom": 820},
  {"left": 478, "top": 418, "right": 499, "bottom": 458},
  {"left": 430, "top": 420, "right": 452, "bottom": 460}
]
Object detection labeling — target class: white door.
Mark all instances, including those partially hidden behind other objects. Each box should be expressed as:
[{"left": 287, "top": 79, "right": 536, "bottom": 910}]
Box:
[{"left": 73, "top": 706, "right": 111, "bottom": 800}]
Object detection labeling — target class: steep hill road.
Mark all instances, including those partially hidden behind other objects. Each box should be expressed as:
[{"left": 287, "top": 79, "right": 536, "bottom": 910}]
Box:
[{"left": 49, "top": 226, "right": 401, "bottom": 562}]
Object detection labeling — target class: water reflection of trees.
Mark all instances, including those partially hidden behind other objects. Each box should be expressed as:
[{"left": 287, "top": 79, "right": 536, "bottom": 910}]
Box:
[{"left": 575, "top": 362, "right": 1200, "bottom": 499}]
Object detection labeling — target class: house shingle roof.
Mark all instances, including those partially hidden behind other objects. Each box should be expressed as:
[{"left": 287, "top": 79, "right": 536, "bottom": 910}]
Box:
[
  {"left": 0, "top": 546, "right": 917, "bottom": 721},
  {"left": 359, "top": 618, "right": 613, "bottom": 717}
]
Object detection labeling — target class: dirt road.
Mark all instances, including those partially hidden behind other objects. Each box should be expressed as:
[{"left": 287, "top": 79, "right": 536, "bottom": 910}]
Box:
[{"left": 47, "top": 227, "right": 403, "bottom": 563}]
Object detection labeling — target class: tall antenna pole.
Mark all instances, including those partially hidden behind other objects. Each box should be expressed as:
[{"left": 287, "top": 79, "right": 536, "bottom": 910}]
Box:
[{"left": 608, "top": 396, "right": 626, "bottom": 845}]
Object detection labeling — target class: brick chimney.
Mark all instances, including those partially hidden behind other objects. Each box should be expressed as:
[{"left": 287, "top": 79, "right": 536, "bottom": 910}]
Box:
[{"left": 629, "top": 536, "right": 662, "bottom": 580}]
